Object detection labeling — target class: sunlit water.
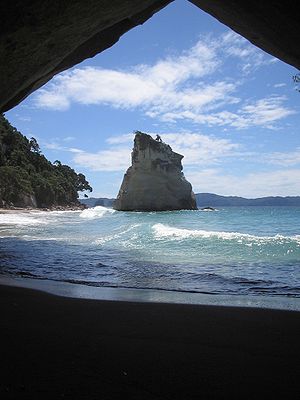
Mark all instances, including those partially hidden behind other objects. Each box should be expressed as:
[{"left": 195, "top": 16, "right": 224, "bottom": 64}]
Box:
[{"left": 0, "top": 206, "right": 299, "bottom": 297}]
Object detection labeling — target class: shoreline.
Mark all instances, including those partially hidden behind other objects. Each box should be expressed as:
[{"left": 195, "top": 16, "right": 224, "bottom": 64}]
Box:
[
  {"left": 1, "top": 282, "right": 300, "bottom": 399},
  {"left": 1, "top": 275, "right": 300, "bottom": 311},
  {"left": 0, "top": 204, "right": 85, "bottom": 214}
]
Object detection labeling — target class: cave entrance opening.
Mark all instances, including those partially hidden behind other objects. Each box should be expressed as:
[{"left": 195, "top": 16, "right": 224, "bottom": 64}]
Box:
[{"left": 3, "top": 0, "right": 299, "bottom": 202}]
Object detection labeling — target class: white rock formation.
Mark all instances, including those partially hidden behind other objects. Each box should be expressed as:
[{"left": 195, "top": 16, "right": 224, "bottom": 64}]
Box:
[{"left": 113, "top": 132, "right": 197, "bottom": 211}]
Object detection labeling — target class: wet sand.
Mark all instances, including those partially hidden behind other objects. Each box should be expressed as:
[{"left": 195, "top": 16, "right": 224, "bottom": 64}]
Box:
[{"left": 1, "top": 284, "right": 300, "bottom": 399}]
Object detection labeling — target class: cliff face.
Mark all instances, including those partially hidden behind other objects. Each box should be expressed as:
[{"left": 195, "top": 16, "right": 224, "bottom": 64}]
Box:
[{"left": 113, "top": 132, "right": 197, "bottom": 211}]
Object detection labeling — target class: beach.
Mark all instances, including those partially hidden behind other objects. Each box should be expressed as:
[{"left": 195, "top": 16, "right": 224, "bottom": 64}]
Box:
[{"left": 1, "top": 283, "right": 300, "bottom": 399}]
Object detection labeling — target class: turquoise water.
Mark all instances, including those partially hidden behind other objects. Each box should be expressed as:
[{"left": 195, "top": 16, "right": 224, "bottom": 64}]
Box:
[{"left": 0, "top": 206, "right": 299, "bottom": 297}]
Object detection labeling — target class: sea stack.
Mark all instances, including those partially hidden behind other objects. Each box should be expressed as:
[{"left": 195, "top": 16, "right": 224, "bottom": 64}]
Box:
[{"left": 113, "top": 132, "right": 197, "bottom": 211}]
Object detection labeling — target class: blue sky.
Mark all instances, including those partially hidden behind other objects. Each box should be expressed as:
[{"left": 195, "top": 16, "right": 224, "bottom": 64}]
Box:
[{"left": 5, "top": 0, "right": 300, "bottom": 198}]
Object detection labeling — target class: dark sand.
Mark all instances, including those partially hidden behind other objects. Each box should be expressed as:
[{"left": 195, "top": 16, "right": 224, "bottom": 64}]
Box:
[{"left": 1, "top": 284, "right": 300, "bottom": 399}]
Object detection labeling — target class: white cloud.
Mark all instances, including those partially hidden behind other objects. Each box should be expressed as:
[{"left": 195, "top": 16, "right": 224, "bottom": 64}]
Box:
[
  {"left": 35, "top": 38, "right": 221, "bottom": 113},
  {"left": 15, "top": 114, "right": 31, "bottom": 122},
  {"left": 152, "top": 132, "right": 239, "bottom": 165},
  {"left": 68, "top": 147, "right": 83, "bottom": 153},
  {"left": 71, "top": 132, "right": 239, "bottom": 172},
  {"left": 42, "top": 133, "right": 77, "bottom": 154},
  {"left": 63, "top": 136, "right": 76, "bottom": 142},
  {"left": 43, "top": 142, "right": 82, "bottom": 154},
  {"left": 187, "top": 168, "right": 300, "bottom": 197},
  {"left": 36, "top": 90, "right": 70, "bottom": 110},
  {"left": 220, "top": 31, "right": 278, "bottom": 73},
  {"left": 106, "top": 133, "right": 134, "bottom": 145},
  {"left": 34, "top": 31, "right": 295, "bottom": 130},
  {"left": 274, "top": 83, "right": 286, "bottom": 88},
  {"left": 72, "top": 147, "right": 131, "bottom": 172},
  {"left": 44, "top": 142, "right": 64, "bottom": 151},
  {"left": 265, "top": 148, "right": 300, "bottom": 166},
  {"left": 240, "top": 96, "right": 294, "bottom": 126},
  {"left": 165, "top": 96, "right": 295, "bottom": 129}
]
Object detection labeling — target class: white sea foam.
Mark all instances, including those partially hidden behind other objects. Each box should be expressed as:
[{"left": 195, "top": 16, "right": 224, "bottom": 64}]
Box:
[
  {"left": 0, "top": 209, "right": 82, "bottom": 227},
  {"left": 21, "top": 235, "right": 65, "bottom": 241},
  {"left": 31, "top": 210, "right": 80, "bottom": 216},
  {"left": 0, "top": 213, "right": 47, "bottom": 226},
  {"left": 152, "top": 223, "right": 300, "bottom": 243},
  {"left": 94, "top": 224, "right": 140, "bottom": 245},
  {"left": 79, "top": 206, "right": 115, "bottom": 220}
]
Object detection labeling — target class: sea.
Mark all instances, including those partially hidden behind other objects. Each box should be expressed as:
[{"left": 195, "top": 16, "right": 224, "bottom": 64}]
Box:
[{"left": 0, "top": 206, "right": 299, "bottom": 306}]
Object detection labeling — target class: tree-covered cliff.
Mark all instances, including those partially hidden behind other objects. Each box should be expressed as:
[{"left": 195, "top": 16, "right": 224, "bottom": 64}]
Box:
[{"left": 0, "top": 114, "right": 92, "bottom": 208}]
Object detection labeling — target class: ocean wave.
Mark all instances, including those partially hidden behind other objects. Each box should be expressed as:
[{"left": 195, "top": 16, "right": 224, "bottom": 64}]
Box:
[
  {"left": 21, "top": 235, "right": 65, "bottom": 241},
  {"left": 30, "top": 210, "right": 81, "bottom": 216},
  {"left": 0, "top": 209, "right": 79, "bottom": 226},
  {"left": 93, "top": 224, "right": 141, "bottom": 245},
  {"left": 0, "top": 214, "right": 47, "bottom": 226},
  {"left": 79, "top": 206, "right": 115, "bottom": 220},
  {"left": 152, "top": 223, "right": 300, "bottom": 244}
]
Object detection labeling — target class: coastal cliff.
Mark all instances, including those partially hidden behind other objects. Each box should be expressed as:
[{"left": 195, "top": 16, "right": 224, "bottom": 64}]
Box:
[
  {"left": 0, "top": 114, "right": 92, "bottom": 209},
  {"left": 113, "top": 132, "right": 197, "bottom": 211}
]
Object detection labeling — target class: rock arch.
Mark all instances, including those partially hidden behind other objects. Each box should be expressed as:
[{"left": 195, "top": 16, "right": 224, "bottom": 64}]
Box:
[{"left": 0, "top": 0, "right": 299, "bottom": 112}]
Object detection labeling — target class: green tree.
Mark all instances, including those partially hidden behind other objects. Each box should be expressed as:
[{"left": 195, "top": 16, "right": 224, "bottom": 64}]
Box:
[
  {"left": 29, "top": 137, "right": 41, "bottom": 154},
  {"left": 0, "top": 166, "right": 32, "bottom": 204},
  {"left": 0, "top": 114, "right": 93, "bottom": 208},
  {"left": 293, "top": 73, "right": 300, "bottom": 92}
]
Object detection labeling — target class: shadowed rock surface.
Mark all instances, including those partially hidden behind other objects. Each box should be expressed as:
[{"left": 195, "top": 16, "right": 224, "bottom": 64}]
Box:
[
  {"left": 0, "top": 0, "right": 172, "bottom": 112},
  {"left": 1, "top": 0, "right": 300, "bottom": 113},
  {"left": 190, "top": 0, "right": 300, "bottom": 72},
  {"left": 113, "top": 132, "right": 197, "bottom": 211}
]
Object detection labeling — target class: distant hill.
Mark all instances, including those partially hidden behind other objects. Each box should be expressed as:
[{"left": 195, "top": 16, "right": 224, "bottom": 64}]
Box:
[
  {"left": 81, "top": 194, "right": 300, "bottom": 209},
  {"left": 195, "top": 193, "right": 300, "bottom": 207},
  {"left": 79, "top": 197, "right": 115, "bottom": 208}
]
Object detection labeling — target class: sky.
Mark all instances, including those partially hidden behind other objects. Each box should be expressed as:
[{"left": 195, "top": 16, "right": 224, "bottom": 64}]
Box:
[{"left": 5, "top": 0, "right": 300, "bottom": 198}]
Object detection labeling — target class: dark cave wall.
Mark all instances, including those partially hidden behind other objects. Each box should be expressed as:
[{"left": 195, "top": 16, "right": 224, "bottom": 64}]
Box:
[
  {"left": 191, "top": 0, "right": 300, "bottom": 74},
  {"left": 0, "top": 0, "right": 172, "bottom": 112},
  {"left": 0, "top": 0, "right": 299, "bottom": 113}
]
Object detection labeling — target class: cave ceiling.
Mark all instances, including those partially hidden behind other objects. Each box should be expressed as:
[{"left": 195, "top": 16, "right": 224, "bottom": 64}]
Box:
[{"left": 0, "top": 0, "right": 299, "bottom": 113}]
